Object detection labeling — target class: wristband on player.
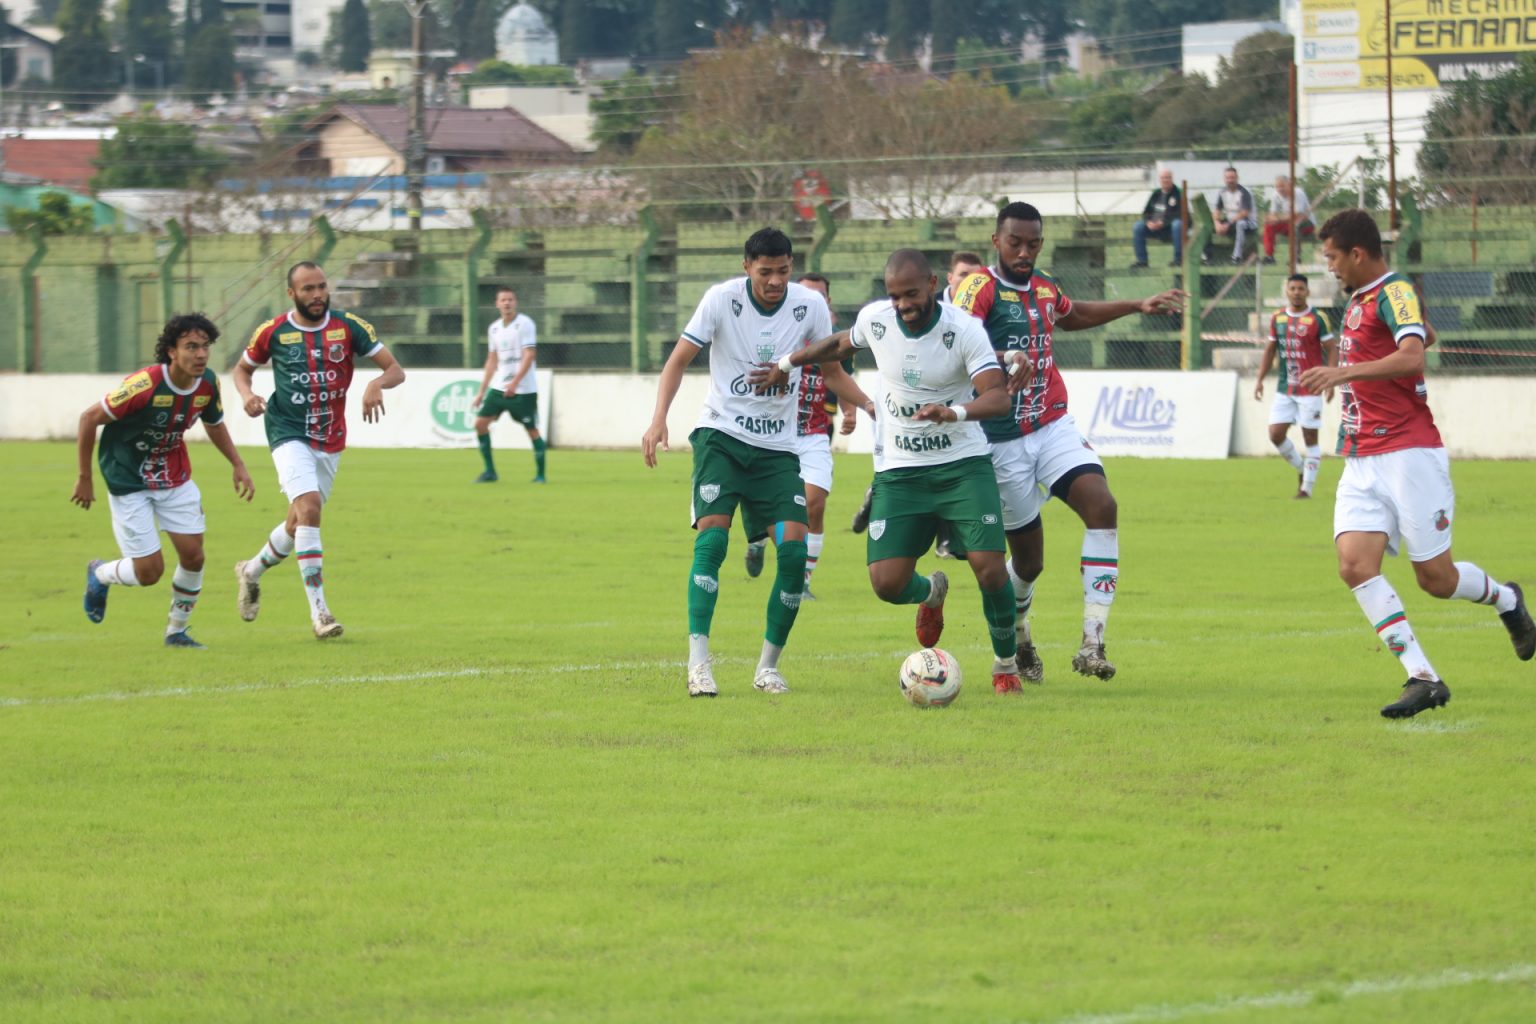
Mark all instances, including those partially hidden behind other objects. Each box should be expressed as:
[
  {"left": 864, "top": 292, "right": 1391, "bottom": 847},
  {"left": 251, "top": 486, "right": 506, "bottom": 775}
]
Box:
[
  {"left": 777, "top": 354, "right": 795, "bottom": 373},
  {"left": 953, "top": 406, "right": 968, "bottom": 422}
]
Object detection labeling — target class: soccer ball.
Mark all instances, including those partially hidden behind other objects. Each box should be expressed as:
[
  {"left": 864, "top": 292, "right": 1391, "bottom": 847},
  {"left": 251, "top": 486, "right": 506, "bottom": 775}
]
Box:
[{"left": 899, "top": 647, "right": 962, "bottom": 707}]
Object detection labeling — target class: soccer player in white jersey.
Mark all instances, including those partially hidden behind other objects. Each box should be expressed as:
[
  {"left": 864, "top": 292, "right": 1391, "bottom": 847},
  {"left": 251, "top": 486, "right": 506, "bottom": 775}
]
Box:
[
  {"left": 472, "top": 285, "right": 546, "bottom": 483},
  {"left": 761, "top": 249, "right": 1025, "bottom": 695},
  {"left": 642, "top": 228, "right": 834, "bottom": 698},
  {"left": 854, "top": 250, "right": 984, "bottom": 538}
]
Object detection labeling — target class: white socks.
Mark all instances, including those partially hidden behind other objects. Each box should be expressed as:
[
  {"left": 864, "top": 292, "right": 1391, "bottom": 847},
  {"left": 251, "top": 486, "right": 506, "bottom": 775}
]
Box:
[
  {"left": 167, "top": 566, "right": 203, "bottom": 635},
  {"left": 247, "top": 523, "right": 295, "bottom": 580},
  {"left": 294, "top": 525, "right": 329, "bottom": 620},
  {"left": 1275, "top": 437, "right": 1304, "bottom": 471},
  {"left": 1081, "top": 529, "right": 1118, "bottom": 645},
  {"left": 94, "top": 558, "right": 140, "bottom": 586},
  {"left": 1353, "top": 575, "right": 1438, "bottom": 680},
  {"left": 804, "top": 532, "right": 823, "bottom": 586},
  {"left": 1451, "top": 562, "right": 1518, "bottom": 614},
  {"left": 689, "top": 633, "right": 710, "bottom": 667},
  {"left": 1302, "top": 445, "right": 1321, "bottom": 494},
  {"left": 758, "top": 640, "right": 783, "bottom": 672}
]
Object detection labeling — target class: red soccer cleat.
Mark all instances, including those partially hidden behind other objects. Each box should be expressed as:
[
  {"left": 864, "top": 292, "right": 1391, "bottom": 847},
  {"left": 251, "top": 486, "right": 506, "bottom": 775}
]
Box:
[
  {"left": 993, "top": 672, "right": 1023, "bottom": 694},
  {"left": 914, "top": 570, "right": 948, "bottom": 648}
]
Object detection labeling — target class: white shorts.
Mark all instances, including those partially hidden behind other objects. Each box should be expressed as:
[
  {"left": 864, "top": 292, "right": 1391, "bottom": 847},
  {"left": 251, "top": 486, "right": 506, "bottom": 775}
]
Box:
[
  {"left": 796, "top": 432, "right": 834, "bottom": 493},
  {"left": 108, "top": 480, "right": 205, "bottom": 558},
  {"left": 272, "top": 440, "right": 341, "bottom": 504},
  {"left": 1269, "top": 393, "right": 1324, "bottom": 429},
  {"left": 1334, "top": 447, "right": 1455, "bottom": 560},
  {"left": 988, "top": 414, "right": 1103, "bottom": 531}
]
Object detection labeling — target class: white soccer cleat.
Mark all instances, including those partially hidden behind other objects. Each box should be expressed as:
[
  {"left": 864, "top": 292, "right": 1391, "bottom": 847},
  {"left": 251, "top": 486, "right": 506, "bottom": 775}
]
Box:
[
  {"left": 313, "top": 612, "right": 344, "bottom": 640},
  {"left": 687, "top": 660, "right": 718, "bottom": 698},
  {"left": 753, "top": 666, "right": 790, "bottom": 694},
  {"left": 234, "top": 561, "right": 260, "bottom": 622}
]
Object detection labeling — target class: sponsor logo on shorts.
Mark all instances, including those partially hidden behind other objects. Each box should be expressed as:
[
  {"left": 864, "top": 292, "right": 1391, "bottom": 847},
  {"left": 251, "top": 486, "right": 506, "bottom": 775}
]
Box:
[
  {"left": 692, "top": 574, "right": 718, "bottom": 594},
  {"left": 794, "top": 495, "right": 807, "bottom": 506},
  {"left": 793, "top": 304, "right": 807, "bottom": 322},
  {"left": 1434, "top": 509, "right": 1450, "bottom": 531},
  {"left": 869, "top": 520, "right": 886, "bottom": 539},
  {"left": 699, "top": 483, "right": 721, "bottom": 503},
  {"left": 982, "top": 514, "right": 998, "bottom": 524}
]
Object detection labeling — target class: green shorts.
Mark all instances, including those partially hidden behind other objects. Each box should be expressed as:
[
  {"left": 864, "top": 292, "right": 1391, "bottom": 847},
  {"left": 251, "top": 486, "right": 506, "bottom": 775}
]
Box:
[
  {"left": 478, "top": 391, "right": 538, "bottom": 427},
  {"left": 866, "top": 456, "right": 1006, "bottom": 562},
  {"left": 690, "top": 428, "right": 807, "bottom": 530}
]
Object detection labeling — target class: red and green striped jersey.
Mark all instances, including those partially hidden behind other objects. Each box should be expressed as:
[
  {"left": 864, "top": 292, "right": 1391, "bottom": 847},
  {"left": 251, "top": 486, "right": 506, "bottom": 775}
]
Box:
[
  {"left": 1336, "top": 271, "right": 1441, "bottom": 457},
  {"left": 795, "top": 357, "right": 854, "bottom": 437},
  {"left": 242, "top": 310, "right": 382, "bottom": 453},
  {"left": 1269, "top": 307, "right": 1334, "bottom": 396},
  {"left": 97, "top": 365, "right": 225, "bottom": 496},
  {"left": 953, "top": 267, "right": 1075, "bottom": 443}
]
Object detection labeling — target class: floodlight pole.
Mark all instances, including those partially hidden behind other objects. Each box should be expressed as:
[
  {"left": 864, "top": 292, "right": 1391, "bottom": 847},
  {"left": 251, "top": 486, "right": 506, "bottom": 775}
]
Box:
[
  {"left": 1385, "top": 0, "right": 1398, "bottom": 229},
  {"left": 1288, "top": 61, "right": 1298, "bottom": 273},
  {"left": 404, "top": 0, "right": 429, "bottom": 232}
]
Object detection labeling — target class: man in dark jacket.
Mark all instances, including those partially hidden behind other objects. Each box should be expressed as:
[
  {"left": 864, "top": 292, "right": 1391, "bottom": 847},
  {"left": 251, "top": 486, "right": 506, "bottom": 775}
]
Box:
[{"left": 1131, "top": 169, "right": 1182, "bottom": 267}]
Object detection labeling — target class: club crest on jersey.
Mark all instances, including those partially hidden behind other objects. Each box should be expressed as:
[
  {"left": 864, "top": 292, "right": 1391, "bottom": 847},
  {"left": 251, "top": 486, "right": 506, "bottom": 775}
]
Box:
[
  {"left": 793, "top": 304, "right": 807, "bottom": 322},
  {"left": 871, "top": 322, "right": 886, "bottom": 339},
  {"left": 1346, "top": 305, "right": 1363, "bottom": 330},
  {"left": 756, "top": 343, "right": 774, "bottom": 361},
  {"left": 902, "top": 368, "right": 922, "bottom": 386},
  {"left": 699, "top": 483, "right": 721, "bottom": 503},
  {"left": 326, "top": 342, "right": 346, "bottom": 362},
  {"left": 1434, "top": 509, "right": 1450, "bottom": 531},
  {"left": 941, "top": 331, "right": 955, "bottom": 350},
  {"left": 868, "top": 520, "right": 886, "bottom": 540},
  {"left": 730, "top": 299, "right": 743, "bottom": 317}
]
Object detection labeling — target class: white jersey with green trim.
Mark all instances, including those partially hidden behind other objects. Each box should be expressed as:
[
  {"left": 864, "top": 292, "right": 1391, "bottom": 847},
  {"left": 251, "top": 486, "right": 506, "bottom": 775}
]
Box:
[
  {"left": 680, "top": 277, "right": 833, "bottom": 452},
  {"left": 488, "top": 313, "right": 538, "bottom": 394},
  {"left": 850, "top": 299, "right": 996, "bottom": 472}
]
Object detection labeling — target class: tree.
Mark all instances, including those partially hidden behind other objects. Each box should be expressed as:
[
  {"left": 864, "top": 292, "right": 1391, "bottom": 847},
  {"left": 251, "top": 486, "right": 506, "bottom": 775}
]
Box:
[
  {"left": 1, "top": 4, "right": 16, "bottom": 88},
  {"left": 184, "top": 0, "right": 234, "bottom": 95},
  {"left": 826, "top": 0, "right": 872, "bottom": 48},
  {"left": 54, "top": 0, "right": 117, "bottom": 107},
  {"left": 591, "top": 70, "right": 672, "bottom": 155},
  {"left": 884, "top": 0, "right": 923, "bottom": 60},
  {"left": 339, "top": 0, "right": 370, "bottom": 72},
  {"left": 91, "top": 112, "right": 228, "bottom": 188},
  {"left": 118, "top": 0, "right": 173, "bottom": 90},
  {"left": 1420, "top": 54, "right": 1536, "bottom": 205},
  {"left": 6, "top": 190, "right": 96, "bottom": 234}
]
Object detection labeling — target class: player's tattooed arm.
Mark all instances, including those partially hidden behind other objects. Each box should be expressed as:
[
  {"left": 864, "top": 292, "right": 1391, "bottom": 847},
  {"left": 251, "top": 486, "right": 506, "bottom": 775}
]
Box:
[
  {"left": 71, "top": 403, "right": 113, "bottom": 509},
  {"left": 747, "top": 330, "right": 854, "bottom": 394}
]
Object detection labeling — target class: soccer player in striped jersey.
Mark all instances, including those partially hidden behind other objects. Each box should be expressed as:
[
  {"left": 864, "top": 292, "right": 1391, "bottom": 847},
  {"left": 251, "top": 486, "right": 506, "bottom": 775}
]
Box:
[
  {"left": 232, "top": 262, "right": 405, "bottom": 639},
  {"left": 1299, "top": 209, "right": 1535, "bottom": 718},
  {"left": 73, "top": 313, "right": 255, "bottom": 647},
  {"left": 1254, "top": 274, "right": 1336, "bottom": 498}
]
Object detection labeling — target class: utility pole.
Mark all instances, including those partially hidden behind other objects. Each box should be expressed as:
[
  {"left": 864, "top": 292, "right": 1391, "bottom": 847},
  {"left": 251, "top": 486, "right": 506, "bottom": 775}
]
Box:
[
  {"left": 403, "top": 0, "right": 430, "bottom": 232},
  {"left": 1385, "top": 0, "right": 1398, "bottom": 229}
]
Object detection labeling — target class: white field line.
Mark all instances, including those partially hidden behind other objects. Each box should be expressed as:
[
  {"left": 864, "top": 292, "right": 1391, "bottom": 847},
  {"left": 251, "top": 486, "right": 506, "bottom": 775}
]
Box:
[
  {"left": 0, "top": 648, "right": 913, "bottom": 710},
  {"left": 1045, "top": 962, "right": 1536, "bottom": 1024}
]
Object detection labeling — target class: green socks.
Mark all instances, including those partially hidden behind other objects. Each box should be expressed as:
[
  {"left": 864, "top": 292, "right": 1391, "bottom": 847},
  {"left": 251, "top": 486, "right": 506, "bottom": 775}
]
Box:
[
  {"left": 764, "top": 539, "right": 807, "bottom": 646},
  {"left": 688, "top": 527, "right": 729, "bottom": 636},
  {"left": 981, "top": 581, "right": 1019, "bottom": 659},
  {"left": 886, "top": 571, "right": 933, "bottom": 606},
  {"left": 533, "top": 436, "right": 547, "bottom": 478},
  {"left": 476, "top": 433, "right": 495, "bottom": 475}
]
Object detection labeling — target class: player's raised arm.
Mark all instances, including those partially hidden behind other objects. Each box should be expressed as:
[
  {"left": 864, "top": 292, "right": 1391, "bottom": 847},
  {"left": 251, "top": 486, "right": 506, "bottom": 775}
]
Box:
[
  {"left": 362, "top": 346, "right": 406, "bottom": 423},
  {"left": 642, "top": 336, "right": 703, "bottom": 466},
  {"left": 913, "top": 366, "right": 1010, "bottom": 423},
  {"left": 71, "top": 402, "right": 113, "bottom": 509},
  {"left": 1059, "top": 289, "right": 1186, "bottom": 331}
]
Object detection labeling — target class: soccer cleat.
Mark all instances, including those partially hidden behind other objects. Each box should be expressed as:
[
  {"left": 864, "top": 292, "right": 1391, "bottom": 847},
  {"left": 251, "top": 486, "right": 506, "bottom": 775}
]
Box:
[
  {"left": 802, "top": 583, "right": 817, "bottom": 601},
  {"left": 744, "top": 542, "right": 766, "bottom": 578},
  {"left": 1016, "top": 620, "right": 1044, "bottom": 683},
  {"left": 753, "top": 666, "right": 790, "bottom": 694},
  {"left": 313, "top": 612, "right": 344, "bottom": 640},
  {"left": 164, "top": 631, "right": 206, "bottom": 649},
  {"left": 915, "top": 570, "right": 948, "bottom": 648},
  {"left": 687, "top": 660, "right": 718, "bottom": 698},
  {"left": 1072, "top": 644, "right": 1117, "bottom": 680},
  {"left": 531, "top": 475, "right": 546, "bottom": 484},
  {"left": 234, "top": 561, "right": 261, "bottom": 622},
  {"left": 1499, "top": 582, "right": 1535, "bottom": 661},
  {"left": 474, "top": 471, "right": 499, "bottom": 483},
  {"left": 83, "top": 560, "right": 109, "bottom": 623},
  {"left": 1294, "top": 489, "right": 1311, "bottom": 500},
  {"left": 992, "top": 657, "right": 1023, "bottom": 694},
  {"left": 851, "top": 487, "right": 874, "bottom": 533},
  {"left": 1381, "top": 677, "right": 1451, "bottom": 719}
]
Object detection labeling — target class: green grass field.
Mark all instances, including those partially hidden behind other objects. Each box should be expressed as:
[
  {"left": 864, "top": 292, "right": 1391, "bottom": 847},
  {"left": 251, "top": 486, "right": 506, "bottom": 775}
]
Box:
[{"left": 2, "top": 442, "right": 1534, "bottom": 1023}]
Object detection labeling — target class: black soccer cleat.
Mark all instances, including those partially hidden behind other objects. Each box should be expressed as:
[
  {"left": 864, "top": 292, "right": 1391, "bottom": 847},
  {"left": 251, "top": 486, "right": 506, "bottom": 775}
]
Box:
[
  {"left": 851, "top": 487, "right": 874, "bottom": 534},
  {"left": 1498, "top": 582, "right": 1535, "bottom": 661},
  {"left": 1380, "top": 677, "right": 1451, "bottom": 719}
]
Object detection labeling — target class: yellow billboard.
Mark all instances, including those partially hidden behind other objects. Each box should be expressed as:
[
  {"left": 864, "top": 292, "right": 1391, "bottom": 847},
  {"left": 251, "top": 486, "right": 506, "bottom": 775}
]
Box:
[{"left": 1301, "top": 0, "right": 1536, "bottom": 91}]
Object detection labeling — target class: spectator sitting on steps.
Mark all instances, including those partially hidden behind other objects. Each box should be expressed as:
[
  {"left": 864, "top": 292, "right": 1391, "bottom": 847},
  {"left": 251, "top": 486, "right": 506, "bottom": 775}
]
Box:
[
  {"left": 1205, "top": 166, "right": 1258, "bottom": 265},
  {"left": 1131, "top": 169, "right": 1183, "bottom": 268},
  {"left": 1262, "top": 175, "right": 1315, "bottom": 265}
]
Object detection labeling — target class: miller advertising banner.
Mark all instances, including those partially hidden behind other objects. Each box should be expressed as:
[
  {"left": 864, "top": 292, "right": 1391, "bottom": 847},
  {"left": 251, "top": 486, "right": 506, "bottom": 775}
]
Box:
[{"left": 1302, "top": 0, "right": 1536, "bottom": 91}]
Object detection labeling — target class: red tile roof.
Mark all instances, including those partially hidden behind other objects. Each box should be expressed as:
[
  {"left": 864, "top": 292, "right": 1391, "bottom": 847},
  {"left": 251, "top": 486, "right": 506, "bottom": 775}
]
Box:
[
  {"left": 2, "top": 139, "right": 101, "bottom": 189},
  {"left": 319, "top": 103, "right": 576, "bottom": 160}
]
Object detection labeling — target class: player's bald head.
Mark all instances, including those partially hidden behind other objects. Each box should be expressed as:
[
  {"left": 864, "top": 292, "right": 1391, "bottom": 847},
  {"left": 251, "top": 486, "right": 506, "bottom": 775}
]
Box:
[{"left": 884, "top": 248, "right": 933, "bottom": 279}]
